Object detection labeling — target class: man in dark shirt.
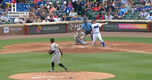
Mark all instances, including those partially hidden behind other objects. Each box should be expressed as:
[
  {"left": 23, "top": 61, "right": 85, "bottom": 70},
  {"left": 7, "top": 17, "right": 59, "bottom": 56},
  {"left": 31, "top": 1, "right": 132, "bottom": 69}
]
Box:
[{"left": 81, "top": 18, "right": 93, "bottom": 40}]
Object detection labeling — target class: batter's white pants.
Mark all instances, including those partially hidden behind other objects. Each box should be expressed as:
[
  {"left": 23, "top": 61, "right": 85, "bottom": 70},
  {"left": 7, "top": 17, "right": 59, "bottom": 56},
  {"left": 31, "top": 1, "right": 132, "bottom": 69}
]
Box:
[{"left": 92, "top": 33, "right": 104, "bottom": 43}]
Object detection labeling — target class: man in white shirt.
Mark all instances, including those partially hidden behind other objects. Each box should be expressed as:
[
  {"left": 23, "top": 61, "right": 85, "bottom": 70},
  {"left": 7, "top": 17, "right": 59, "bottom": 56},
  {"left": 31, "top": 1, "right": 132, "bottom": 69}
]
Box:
[
  {"left": 91, "top": 19, "right": 108, "bottom": 47},
  {"left": 105, "top": 12, "right": 114, "bottom": 20},
  {"left": 139, "top": 10, "right": 149, "bottom": 18},
  {"left": 146, "top": 13, "right": 152, "bottom": 20},
  {"left": 69, "top": 8, "right": 83, "bottom": 20},
  {"left": 14, "top": 18, "right": 23, "bottom": 24},
  {"left": 0, "top": 12, "right": 11, "bottom": 22}
]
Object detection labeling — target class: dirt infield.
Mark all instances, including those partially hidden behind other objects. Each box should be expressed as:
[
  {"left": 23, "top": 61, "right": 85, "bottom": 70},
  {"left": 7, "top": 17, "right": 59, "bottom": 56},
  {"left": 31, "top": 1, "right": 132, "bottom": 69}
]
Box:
[
  {"left": 0, "top": 41, "right": 152, "bottom": 54},
  {"left": 9, "top": 72, "right": 115, "bottom": 80}
]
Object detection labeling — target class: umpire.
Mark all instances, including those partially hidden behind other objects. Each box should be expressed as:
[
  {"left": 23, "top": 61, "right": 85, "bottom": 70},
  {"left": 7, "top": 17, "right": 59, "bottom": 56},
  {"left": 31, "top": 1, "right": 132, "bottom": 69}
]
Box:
[{"left": 81, "top": 18, "right": 93, "bottom": 40}]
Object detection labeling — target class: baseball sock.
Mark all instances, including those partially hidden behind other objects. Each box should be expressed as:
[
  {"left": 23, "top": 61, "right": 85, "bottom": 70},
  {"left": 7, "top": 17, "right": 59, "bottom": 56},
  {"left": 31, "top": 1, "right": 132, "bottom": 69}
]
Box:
[
  {"left": 51, "top": 62, "right": 55, "bottom": 70},
  {"left": 101, "top": 42, "right": 106, "bottom": 47},
  {"left": 58, "top": 63, "right": 68, "bottom": 71}
]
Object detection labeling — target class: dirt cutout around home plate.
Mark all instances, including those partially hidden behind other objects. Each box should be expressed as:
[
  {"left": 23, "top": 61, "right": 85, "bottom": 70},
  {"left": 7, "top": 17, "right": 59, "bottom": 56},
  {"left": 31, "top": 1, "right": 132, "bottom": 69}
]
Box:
[
  {"left": 9, "top": 71, "right": 115, "bottom": 80},
  {"left": 0, "top": 41, "right": 152, "bottom": 54}
]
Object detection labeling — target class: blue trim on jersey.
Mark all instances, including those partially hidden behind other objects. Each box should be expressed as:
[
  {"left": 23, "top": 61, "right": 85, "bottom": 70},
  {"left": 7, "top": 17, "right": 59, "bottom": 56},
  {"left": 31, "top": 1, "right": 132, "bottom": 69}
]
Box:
[{"left": 94, "top": 26, "right": 99, "bottom": 28}]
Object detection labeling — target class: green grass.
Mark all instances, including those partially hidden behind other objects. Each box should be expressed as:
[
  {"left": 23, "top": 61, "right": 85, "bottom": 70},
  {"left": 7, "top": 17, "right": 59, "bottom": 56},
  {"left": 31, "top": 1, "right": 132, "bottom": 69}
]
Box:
[
  {"left": 0, "top": 52, "right": 152, "bottom": 80},
  {"left": 0, "top": 37, "right": 152, "bottom": 80}
]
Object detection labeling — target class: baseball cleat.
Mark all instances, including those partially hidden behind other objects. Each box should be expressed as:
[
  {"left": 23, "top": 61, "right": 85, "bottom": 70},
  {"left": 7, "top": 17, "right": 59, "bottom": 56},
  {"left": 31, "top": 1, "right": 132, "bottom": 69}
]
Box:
[
  {"left": 65, "top": 68, "right": 68, "bottom": 72},
  {"left": 48, "top": 70, "right": 54, "bottom": 72}
]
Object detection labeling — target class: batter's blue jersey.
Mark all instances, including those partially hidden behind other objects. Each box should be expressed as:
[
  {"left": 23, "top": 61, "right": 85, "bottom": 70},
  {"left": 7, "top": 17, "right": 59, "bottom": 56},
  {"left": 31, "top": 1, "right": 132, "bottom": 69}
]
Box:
[{"left": 82, "top": 22, "right": 92, "bottom": 32}]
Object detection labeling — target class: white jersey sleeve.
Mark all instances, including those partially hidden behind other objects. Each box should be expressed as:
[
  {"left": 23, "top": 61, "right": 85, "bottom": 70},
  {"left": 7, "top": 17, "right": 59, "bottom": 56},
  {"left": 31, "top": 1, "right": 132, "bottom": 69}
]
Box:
[
  {"left": 92, "top": 23, "right": 103, "bottom": 34},
  {"left": 51, "top": 43, "right": 59, "bottom": 51},
  {"left": 97, "top": 23, "right": 102, "bottom": 27}
]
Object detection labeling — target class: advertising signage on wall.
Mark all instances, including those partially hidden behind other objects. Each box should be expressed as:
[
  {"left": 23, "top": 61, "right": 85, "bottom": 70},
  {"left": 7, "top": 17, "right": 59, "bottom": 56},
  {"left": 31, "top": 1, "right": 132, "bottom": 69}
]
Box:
[
  {"left": 0, "top": 27, "right": 24, "bottom": 35},
  {"left": 27, "top": 24, "right": 67, "bottom": 34},
  {"left": 104, "top": 23, "right": 148, "bottom": 32},
  {"left": 119, "top": 24, "right": 147, "bottom": 29}
]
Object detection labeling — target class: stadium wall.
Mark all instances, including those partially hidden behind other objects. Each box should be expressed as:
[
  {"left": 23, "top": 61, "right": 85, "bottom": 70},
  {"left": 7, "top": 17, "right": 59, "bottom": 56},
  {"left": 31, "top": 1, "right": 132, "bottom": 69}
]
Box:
[
  {"left": 24, "top": 22, "right": 68, "bottom": 35},
  {"left": 0, "top": 24, "right": 24, "bottom": 35},
  {"left": 0, "top": 20, "right": 151, "bottom": 35}
]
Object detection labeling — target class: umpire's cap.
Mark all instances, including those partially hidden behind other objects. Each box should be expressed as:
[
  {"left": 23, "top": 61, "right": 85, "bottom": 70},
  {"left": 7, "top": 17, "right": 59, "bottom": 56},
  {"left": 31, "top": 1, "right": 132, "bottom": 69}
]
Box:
[{"left": 83, "top": 18, "right": 87, "bottom": 22}]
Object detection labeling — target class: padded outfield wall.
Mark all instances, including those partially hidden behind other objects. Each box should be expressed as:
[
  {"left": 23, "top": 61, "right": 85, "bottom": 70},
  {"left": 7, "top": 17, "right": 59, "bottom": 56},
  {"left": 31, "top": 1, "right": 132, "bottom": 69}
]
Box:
[{"left": 0, "top": 20, "right": 151, "bottom": 35}]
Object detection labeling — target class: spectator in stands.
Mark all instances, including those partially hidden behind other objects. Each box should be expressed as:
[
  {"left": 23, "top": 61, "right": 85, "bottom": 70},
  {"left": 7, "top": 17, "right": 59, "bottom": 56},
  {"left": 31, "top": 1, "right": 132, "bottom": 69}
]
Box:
[
  {"left": 130, "top": 2, "right": 136, "bottom": 13},
  {"left": 92, "top": 4, "right": 100, "bottom": 11},
  {"left": 120, "top": 4, "right": 128, "bottom": 15},
  {"left": 34, "top": 15, "right": 42, "bottom": 22},
  {"left": 105, "top": 12, "right": 114, "bottom": 20},
  {"left": 61, "top": 1, "right": 67, "bottom": 12},
  {"left": 0, "top": 7, "right": 4, "bottom": 15},
  {"left": 116, "top": 0, "right": 123, "bottom": 8},
  {"left": 114, "top": 9, "right": 124, "bottom": 19},
  {"left": 30, "top": 7, "right": 37, "bottom": 16},
  {"left": 55, "top": 1, "right": 61, "bottom": 11},
  {"left": 72, "top": 0, "right": 78, "bottom": 11},
  {"left": 61, "top": 13, "right": 67, "bottom": 21},
  {"left": 49, "top": 2, "right": 56, "bottom": 13},
  {"left": 52, "top": 13, "right": 62, "bottom": 22},
  {"left": 69, "top": 8, "right": 83, "bottom": 20},
  {"left": 112, "top": 0, "right": 116, "bottom": 8},
  {"left": 98, "top": 4, "right": 105, "bottom": 12},
  {"left": 84, "top": 3, "right": 92, "bottom": 14},
  {"left": 106, "top": 2, "right": 115, "bottom": 12},
  {"left": 125, "top": 2, "right": 132, "bottom": 12},
  {"left": 76, "top": 0, "right": 84, "bottom": 15},
  {"left": 146, "top": 12, "right": 152, "bottom": 20},
  {"left": 143, "top": 0, "right": 152, "bottom": 6},
  {"left": 37, "top": 0, "right": 46, "bottom": 7},
  {"left": 139, "top": 9, "right": 149, "bottom": 18},
  {"left": 14, "top": 17, "right": 24, "bottom": 24},
  {"left": 96, "top": 12, "right": 105, "bottom": 20},
  {"left": 42, "top": 15, "right": 51, "bottom": 22},
  {"left": 26, "top": 17, "right": 33, "bottom": 23},
  {"left": 121, "top": 0, "right": 128, "bottom": 4},
  {"left": 68, "top": 0, "right": 74, "bottom": 10},
  {"left": 0, "top": 12, "right": 12, "bottom": 22}
]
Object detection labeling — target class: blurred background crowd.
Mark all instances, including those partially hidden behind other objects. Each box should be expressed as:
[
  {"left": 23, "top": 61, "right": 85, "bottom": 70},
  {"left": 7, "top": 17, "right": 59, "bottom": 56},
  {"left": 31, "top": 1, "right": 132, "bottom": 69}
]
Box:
[{"left": 0, "top": 0, "right": 152, "bottom": 24}]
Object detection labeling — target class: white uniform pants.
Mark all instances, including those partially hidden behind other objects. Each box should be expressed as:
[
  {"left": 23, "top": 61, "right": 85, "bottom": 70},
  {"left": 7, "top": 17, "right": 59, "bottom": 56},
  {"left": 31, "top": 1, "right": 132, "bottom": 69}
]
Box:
[
  {"left": 51, "top": 53, "right": 61, "bottom": 64},
  {"left": 93, "top": 33, "right": 104, "bottom": 43}
]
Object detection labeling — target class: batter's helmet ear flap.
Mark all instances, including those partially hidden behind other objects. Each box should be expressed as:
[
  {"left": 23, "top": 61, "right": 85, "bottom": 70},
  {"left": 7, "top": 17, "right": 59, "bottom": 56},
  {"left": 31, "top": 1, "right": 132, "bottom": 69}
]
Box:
[{"left": 50, "top": 38, "right": 55, "bottom": 43}]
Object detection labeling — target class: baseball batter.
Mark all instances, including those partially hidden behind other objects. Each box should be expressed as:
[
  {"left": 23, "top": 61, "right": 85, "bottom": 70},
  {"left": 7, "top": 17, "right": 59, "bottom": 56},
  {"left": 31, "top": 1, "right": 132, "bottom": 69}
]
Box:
[
  {"left": 91, "top": 19, "right": 108, "bottom": 47},
  {"left": 48, "top": 38, "right": 68, "bottom": 72}
]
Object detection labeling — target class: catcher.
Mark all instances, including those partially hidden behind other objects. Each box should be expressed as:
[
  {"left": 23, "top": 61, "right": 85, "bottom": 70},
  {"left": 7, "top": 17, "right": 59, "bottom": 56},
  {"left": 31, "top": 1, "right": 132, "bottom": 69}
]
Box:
[
  {"left": 74, "top": 28, "right": 87, "bottom": 45},
  {"left": 48, "top": 38, "right": 68, "bottom": 72}
]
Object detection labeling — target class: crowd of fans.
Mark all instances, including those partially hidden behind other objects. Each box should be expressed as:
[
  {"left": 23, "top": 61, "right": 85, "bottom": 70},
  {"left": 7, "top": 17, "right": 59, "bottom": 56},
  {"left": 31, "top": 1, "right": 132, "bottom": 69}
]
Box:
[{"left": 0, "top": 0, "right": 152, "bottom": 24}]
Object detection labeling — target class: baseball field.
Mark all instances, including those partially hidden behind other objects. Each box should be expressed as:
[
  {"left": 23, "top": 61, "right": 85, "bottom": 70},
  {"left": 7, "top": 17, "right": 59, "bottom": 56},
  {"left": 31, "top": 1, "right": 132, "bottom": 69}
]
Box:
[{"left": 0, "top": 32, "right": 152, "bottom": 80}]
